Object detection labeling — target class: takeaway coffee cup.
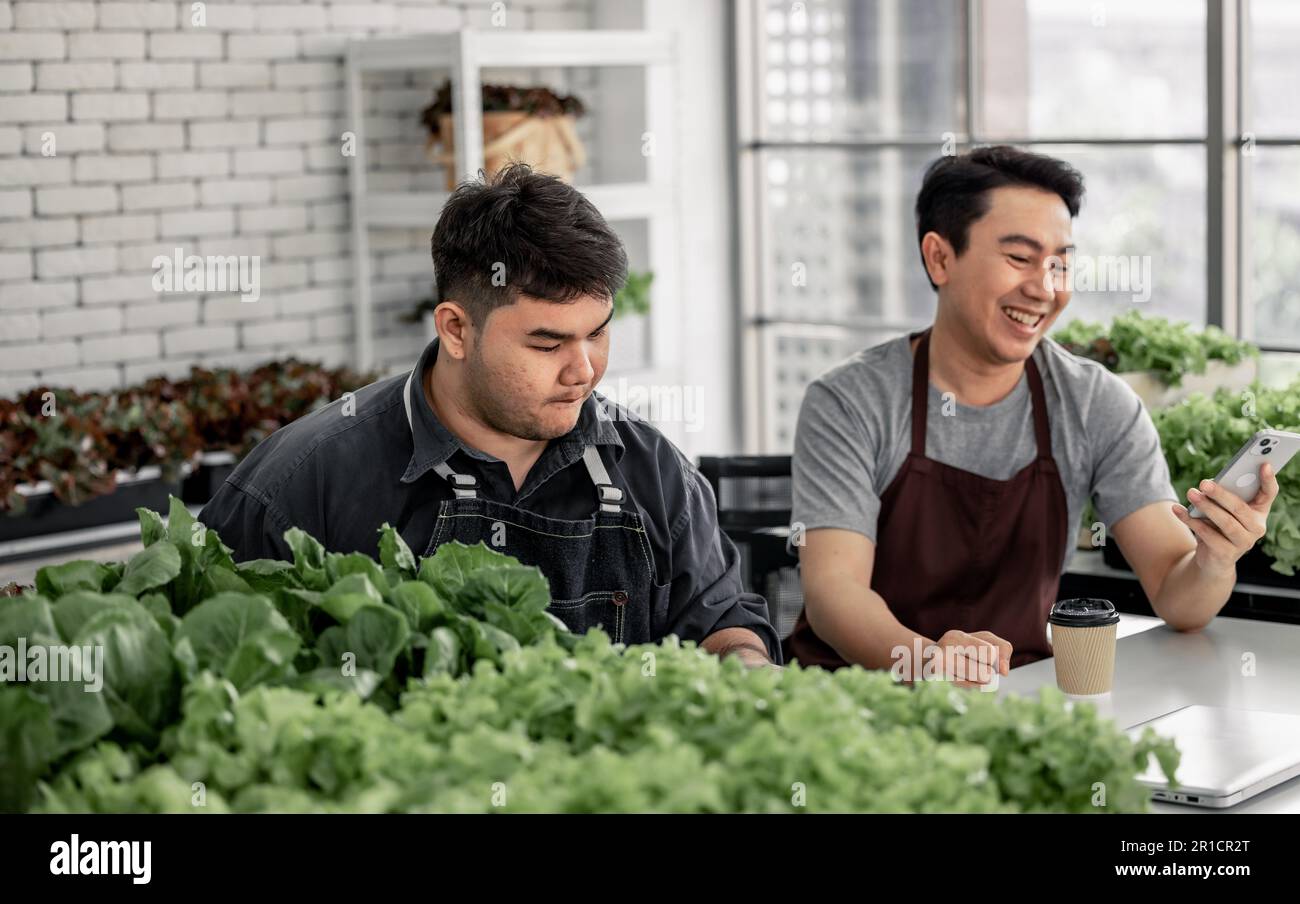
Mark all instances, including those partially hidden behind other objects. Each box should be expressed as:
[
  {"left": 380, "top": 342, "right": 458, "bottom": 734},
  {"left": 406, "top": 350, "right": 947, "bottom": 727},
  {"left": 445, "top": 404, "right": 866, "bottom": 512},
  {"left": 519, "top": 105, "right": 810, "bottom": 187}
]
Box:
[{"left": 1048, "top": 598, "right": 1119, "bottom": 696}]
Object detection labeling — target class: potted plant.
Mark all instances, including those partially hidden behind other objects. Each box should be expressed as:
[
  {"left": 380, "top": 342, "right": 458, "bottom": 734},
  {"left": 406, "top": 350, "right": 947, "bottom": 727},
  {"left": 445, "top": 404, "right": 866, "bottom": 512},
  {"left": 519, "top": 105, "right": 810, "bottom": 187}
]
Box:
[
  {"left": 0, "top": 385, "right": 199, "bottom": 544},
  {"left": 1053, "top": 311, "right": 1259, "bottom": 410},
  {"left": 421, "top": 81, "right": 587, "bottom": 191},
  {"left": 0, "top": 360, "right": 374, "bottom": 546}
]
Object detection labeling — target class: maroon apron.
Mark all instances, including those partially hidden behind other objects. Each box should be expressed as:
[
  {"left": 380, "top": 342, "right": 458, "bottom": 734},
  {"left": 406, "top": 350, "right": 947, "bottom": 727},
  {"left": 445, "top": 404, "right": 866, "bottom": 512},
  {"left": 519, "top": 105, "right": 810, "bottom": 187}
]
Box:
[{"left": 784, "top": 329, "right": 1069, "bottom": 670}]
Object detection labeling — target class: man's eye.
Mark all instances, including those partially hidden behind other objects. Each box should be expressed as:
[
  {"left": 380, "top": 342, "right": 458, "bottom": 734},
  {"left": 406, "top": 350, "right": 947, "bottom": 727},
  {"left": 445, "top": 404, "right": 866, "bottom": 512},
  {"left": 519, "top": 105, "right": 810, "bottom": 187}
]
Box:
[
  {"left": 533, "top": 345, "right": 560, "bottom": 353},
  {"left": 590, "top": 327, "right": 608, "bottom": 339},
  {"left": 1009, "top": 255, "right": 1030, "bottom": 265}
]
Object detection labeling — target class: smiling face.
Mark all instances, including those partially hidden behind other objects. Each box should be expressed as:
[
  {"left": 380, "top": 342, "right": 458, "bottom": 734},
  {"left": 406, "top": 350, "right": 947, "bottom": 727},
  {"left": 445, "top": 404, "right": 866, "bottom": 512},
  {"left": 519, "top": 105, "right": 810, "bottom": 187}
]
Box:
[
  {"left": 462, "top": 292, "right": 613, "bottom": 442},
  {"left": 926, "top": 185, "right": 1075, "bottom": 365}
]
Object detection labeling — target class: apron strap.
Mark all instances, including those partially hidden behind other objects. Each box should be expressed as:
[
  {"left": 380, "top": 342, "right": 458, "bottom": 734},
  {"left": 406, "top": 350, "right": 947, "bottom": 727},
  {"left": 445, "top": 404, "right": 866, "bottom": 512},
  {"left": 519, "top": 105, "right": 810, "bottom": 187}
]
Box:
[
  {"left": 429, "top": 444, "right": 623, "bottom": 511},
  {"left": 412, "top": 365, "right": 623, "bottom": 512},
  {"left": 582, "top": 444, "right": 625, "bottom": 513},
  {"left": 909, "top": 330, "right": 931, "bottom": 456},
  {"left": 910, "top": 329, "right": 1053, "bottom": 460},
  {"left": 1024, "top": 354, "right": 1053, "bottom": 461},
  {"left": 403, "top": 368, "right": 415, "bottom": 433}
]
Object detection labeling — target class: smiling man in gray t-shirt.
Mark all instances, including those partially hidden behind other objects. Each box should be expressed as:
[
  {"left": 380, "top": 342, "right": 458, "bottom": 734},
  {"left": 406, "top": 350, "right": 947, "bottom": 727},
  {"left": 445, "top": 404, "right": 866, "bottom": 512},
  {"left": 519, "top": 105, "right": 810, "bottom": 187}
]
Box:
[
  {"left": 793, "top": 333, "right": 1174, "bottom": 577},
  {"left": 786, "top": 146, "right": 1281, "bottom": 681}
]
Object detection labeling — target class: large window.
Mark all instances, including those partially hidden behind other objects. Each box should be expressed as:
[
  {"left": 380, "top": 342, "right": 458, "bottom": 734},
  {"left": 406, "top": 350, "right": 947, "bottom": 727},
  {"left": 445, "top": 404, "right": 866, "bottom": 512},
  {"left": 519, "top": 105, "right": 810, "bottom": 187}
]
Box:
[{"left": 736, "top": 0, "right": 1299, "bottom": 451}]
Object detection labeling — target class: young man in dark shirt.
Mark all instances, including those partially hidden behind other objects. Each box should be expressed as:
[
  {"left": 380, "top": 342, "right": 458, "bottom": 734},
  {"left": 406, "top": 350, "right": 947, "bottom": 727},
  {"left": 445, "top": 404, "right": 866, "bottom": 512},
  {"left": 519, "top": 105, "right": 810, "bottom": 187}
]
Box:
[{"left": 201, "top": 163, "right": 778, "bottom": 666}]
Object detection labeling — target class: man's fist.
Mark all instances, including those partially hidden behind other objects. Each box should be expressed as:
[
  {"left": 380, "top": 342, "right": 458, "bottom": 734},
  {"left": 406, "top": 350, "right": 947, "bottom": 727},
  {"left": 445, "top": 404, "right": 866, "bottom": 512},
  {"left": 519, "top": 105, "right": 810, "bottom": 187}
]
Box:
[{"left": 933, "top": 629, "right": 1013, "bottom": 687}]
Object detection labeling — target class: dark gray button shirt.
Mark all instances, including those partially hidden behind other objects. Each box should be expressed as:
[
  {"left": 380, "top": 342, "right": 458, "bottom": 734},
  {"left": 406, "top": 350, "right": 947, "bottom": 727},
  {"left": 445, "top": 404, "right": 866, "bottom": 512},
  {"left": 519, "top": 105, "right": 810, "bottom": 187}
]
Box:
[{"left": 199, "top": 339, "right": 780, "bottom": 661}]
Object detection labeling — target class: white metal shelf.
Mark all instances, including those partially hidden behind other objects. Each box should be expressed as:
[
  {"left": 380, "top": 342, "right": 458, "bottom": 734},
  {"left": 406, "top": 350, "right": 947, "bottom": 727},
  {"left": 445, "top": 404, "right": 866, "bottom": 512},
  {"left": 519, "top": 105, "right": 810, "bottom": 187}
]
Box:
[
  {"left": 344, "top": 28, "right": 682, "bottom": 377},
  {"left": 362, "top": 183, "right": 670, "bottom": 229},
  {"left": 347, "top": 30, "right": 675, "bottom": 70}
]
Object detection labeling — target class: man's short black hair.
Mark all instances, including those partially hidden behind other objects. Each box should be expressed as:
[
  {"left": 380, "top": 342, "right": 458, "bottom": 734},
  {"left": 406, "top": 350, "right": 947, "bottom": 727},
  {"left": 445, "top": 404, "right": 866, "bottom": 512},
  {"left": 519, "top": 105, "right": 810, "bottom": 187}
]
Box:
[
  {"left": 914, "top": 145, "right": 1085, "bottom": 290},
  {"left": 430, "top": 162, "right": 628, "bottom": 326}
]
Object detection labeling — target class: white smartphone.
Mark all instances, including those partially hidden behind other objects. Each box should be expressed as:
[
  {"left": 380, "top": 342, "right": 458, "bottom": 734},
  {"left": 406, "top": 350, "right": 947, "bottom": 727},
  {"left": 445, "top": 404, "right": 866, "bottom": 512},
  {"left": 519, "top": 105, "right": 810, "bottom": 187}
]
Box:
[{"left": 1188, "top": 429, "right": 1300, "bottom": 518}]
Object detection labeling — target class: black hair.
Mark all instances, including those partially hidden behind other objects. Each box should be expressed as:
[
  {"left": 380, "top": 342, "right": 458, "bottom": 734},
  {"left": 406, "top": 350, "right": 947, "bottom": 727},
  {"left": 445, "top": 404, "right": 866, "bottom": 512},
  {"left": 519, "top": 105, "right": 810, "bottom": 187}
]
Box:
[
  {"left": 914, "top": 145, "right": 1085, "bottom": 290},
  {"left": 429, "top": 162, "right": 628, "bottom": 325}
]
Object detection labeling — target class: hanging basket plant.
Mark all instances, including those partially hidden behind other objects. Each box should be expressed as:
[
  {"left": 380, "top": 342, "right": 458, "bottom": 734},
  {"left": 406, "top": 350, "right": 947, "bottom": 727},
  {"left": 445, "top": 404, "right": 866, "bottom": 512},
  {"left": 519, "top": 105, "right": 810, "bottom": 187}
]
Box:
[{"left": 420, "top": 80, "right": 589, "bottom": 191}]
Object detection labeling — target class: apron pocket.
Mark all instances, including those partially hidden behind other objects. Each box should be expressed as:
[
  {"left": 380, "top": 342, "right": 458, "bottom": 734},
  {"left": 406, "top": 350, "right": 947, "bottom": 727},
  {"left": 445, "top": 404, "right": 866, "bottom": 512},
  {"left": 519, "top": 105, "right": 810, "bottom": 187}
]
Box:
[{"left": 548, "top": 590, "right": 628, "bottom": 644}]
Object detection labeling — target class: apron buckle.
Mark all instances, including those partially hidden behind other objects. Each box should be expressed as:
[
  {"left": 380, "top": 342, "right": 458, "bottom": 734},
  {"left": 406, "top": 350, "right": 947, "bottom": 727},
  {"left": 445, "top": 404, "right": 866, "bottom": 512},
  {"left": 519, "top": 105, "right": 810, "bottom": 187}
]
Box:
[
  {"left": 597, "top": 484, "right": 624, "bottom": 512},
  {"left": 449, "top": 473, "right": 478, "bottom": 499}
]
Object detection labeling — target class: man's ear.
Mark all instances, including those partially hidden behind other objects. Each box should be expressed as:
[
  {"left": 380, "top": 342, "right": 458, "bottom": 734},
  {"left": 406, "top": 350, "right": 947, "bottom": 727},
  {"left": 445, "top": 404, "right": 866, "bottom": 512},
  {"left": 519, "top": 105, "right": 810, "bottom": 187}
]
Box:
[
  {"left": 920, "top": 231, "right": 954, "bottom": 288},
  {"left": 434, "top": 301, "right": 473, "bottom": 361}
]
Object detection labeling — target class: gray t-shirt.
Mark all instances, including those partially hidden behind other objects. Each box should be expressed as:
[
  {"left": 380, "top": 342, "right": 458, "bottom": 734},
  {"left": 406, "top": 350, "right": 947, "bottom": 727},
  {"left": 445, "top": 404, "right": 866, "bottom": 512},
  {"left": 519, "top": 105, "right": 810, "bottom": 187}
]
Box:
[{"left": 791, "top": 334, "right": 1178, "bottom": 571}]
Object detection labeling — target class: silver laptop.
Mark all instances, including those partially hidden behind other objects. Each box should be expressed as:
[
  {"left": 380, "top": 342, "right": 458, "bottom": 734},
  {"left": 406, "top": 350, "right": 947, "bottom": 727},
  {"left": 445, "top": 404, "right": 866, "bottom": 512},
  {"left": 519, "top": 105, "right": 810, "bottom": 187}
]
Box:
[{"left": 1125, "top": 705, "right": 1300, "bottom": 808}]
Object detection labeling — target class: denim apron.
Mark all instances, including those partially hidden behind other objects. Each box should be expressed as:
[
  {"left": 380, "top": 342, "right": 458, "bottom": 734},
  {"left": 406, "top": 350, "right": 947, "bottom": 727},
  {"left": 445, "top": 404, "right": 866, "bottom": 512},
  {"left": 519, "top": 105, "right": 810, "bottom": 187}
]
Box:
[{"left": 402, "top": 370, "right": 657, "bottom": 645}]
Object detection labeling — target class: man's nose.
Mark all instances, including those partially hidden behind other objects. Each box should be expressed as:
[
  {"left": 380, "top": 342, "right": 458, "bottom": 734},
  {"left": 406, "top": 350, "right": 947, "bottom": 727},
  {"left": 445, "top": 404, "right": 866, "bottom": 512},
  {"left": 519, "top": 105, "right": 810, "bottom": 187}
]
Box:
[
  {"left": 562, "top": 346, "right": 596, "bottom": 384},
  {"left": 1023, "top": 264, "right": 1058, "bottom": 303}
]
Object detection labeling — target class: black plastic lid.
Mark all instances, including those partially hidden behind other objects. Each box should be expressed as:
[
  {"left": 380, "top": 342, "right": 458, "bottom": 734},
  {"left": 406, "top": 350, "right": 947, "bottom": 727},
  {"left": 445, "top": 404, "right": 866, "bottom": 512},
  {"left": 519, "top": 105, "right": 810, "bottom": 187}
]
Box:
[{"left": 1049, "top": 597, "right": 1120, "bottom": 627}]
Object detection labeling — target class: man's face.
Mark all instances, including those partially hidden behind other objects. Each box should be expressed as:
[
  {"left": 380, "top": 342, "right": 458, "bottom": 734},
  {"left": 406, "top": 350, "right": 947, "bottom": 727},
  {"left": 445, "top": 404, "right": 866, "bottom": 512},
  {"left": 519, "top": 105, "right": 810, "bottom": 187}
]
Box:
[
  {"left": 939, "top": 185, "right": 1074, "bottom": 364},
  {"left": 464, "top": 293, "right": 612, "bottom": 442}
]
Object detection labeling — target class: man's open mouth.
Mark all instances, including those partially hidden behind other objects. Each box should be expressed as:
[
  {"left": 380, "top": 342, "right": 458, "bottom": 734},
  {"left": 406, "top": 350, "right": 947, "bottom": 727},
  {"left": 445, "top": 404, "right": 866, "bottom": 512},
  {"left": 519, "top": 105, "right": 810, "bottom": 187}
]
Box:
[{"left": 1001, "top": 305, "right": 1045, "bottom": 330}]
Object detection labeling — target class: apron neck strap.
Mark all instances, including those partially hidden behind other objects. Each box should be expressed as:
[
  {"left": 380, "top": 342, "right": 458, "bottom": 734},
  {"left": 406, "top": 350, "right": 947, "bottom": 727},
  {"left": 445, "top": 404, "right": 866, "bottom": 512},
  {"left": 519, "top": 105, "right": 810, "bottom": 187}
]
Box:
[
  {"left": 433, "top": 460, "right": 479, "bottom": 499},
  {"left": 909, "top": 330, "right": 931, "bottom": 455},
  {"left": 910, "top": 329, "right": 1052, "bottom": 459},
  {"left": 411, "top": 366, "right": 625, "bottom": 512},
  {"left": 432, "top": 445, "right": 625, "bottom": 512},
  {"left": 582, "top": 444, "right": 625, "bottom": 513},
  {"left": 1023, "top": 354, "right": 1052, "bottom": 460}
]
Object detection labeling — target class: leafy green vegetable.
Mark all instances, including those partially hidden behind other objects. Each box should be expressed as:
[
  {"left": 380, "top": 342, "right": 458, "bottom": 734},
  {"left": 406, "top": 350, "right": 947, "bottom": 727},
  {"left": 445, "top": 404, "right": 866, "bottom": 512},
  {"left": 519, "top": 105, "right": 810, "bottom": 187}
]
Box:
[
  {"left": 1153, "top": 380, "right": 1300, "bottom": 574},
  {"left": 0, "top": 686, "right": 60, "bottom": 813},
  {"left": 50, "top": 591, "right": 138, "bottom": 642},
  {"left": 5, "top": 495, "right": 1180, "bottom": 814},
  {"left": 175, "top": 593, "right": 301, "bottom": 692},
  {"left": 71, "top": 604, "right": 178, "bottom": 743},
  {"left": 1054, "top": 311, "right": 1257, "bottom": 386},
  {"left": 378, "top": 523, "right": 417, "bottom": 578},
  {"left": 35, "top": 561, "right": 110, "bottom": 599},
  {"left": 113, "top": 541, "right": 182, "bottom": 598},
  {"left": 31, "top": 632, "right": 1178, "bottom": 814}
]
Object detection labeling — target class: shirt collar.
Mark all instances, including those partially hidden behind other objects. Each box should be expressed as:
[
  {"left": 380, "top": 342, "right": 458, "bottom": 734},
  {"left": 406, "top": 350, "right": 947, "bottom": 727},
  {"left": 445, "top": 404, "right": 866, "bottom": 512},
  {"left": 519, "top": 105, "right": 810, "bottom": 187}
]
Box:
[{"left": 400, "top": 337, "right": 624, "bottom": 484}]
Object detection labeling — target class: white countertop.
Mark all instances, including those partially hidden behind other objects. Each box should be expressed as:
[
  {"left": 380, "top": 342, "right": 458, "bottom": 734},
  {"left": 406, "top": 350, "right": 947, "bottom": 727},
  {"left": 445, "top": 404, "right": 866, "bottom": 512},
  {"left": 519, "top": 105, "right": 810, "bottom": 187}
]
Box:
[{"left": 997, "top": 613, "right": 1300, "bottom": 814}]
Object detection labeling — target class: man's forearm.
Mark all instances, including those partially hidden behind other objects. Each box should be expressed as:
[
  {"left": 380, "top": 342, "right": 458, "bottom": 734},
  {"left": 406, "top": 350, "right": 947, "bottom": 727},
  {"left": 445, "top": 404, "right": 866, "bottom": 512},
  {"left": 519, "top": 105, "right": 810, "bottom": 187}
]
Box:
[
  {"left": 805, "top": 575, "right": 925, "bottom": 673},
  {"left": 1150, "top": 549, "right": 1234, "bottom": 631}
]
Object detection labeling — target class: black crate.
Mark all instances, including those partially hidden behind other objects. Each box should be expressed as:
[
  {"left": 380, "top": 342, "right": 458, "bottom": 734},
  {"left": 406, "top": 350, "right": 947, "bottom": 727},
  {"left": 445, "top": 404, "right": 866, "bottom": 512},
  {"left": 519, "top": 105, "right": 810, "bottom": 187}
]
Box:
[
  {"left": 181, "top": 451, "right": 238, "bottom": 505},
  {"left": 0, "top": 470, "right": 181, "bottom": 543},
  {"left": 1102, "top": 537, "right": 1299, "bottom": 590}
]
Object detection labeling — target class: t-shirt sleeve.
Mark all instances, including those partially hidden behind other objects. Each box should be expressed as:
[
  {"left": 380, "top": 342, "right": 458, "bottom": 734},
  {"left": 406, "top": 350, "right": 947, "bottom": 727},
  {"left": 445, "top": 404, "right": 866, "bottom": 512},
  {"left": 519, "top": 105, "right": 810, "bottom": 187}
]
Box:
[
  {"left": 1088, "top": 374, "right": 1179, "bottom": 528},
  {"left": 790, "top": 378, "right": 881, "bottom": 542}
]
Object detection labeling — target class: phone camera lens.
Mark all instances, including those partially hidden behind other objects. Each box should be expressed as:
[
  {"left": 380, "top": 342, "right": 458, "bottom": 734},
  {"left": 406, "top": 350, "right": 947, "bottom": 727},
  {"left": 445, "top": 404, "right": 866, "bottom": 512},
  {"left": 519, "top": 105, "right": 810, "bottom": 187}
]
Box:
[
  {"left": 1260, "top": 438, "right": 1272, "bottom": 446},
  {"left": 1262, "top": 446, "right": 1273, "bottom": 455}
]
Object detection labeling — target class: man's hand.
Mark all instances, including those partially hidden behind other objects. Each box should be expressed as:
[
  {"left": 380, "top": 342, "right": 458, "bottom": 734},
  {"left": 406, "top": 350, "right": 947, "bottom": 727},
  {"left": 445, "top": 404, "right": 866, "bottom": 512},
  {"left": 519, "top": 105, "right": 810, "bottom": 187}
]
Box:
[
  {"left": 701, "top": 627, "right": 779, "bottom": 669},
  {"left": 931, "top": 629, "right": 1012, "bottom": 688},
  {"left": 1171, "top": 462, "right": 1278, "bottom": 578}
]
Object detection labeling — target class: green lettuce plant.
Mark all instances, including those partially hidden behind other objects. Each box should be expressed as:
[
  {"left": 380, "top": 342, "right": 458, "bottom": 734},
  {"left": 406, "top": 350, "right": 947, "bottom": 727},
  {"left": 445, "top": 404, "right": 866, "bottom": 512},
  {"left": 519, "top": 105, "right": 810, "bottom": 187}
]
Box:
[
  {"left": 3, "top": 499, "right": 1179, "bottom": 814},
  {"left": 1152, "top": 380, "right": 1300, "bottom": 575},
  {"left": 1054, "top": 311, "right": 1257, "bottom": 386}
]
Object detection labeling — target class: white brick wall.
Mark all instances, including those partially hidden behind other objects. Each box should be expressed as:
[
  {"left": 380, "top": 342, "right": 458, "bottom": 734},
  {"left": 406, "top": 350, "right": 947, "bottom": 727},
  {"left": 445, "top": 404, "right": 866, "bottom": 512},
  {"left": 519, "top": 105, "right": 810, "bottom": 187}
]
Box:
[{"left": 0, "top": 0, "right": 598, "bottom": 393}]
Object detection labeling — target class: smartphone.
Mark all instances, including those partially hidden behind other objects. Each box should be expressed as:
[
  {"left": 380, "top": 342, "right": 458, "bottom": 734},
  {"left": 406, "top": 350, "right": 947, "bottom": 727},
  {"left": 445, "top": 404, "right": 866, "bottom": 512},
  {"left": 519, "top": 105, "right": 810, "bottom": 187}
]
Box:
[{"left": 1188, "top": 429, "right": 1300, "bottom": 518}]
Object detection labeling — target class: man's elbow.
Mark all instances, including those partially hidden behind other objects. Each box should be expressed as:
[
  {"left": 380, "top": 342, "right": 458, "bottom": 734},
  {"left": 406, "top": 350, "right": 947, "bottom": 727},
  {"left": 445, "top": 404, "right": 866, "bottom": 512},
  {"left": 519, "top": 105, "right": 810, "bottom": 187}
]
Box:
[{"left": 1165, "top": 615, "right": 1213, "bottom": 633}]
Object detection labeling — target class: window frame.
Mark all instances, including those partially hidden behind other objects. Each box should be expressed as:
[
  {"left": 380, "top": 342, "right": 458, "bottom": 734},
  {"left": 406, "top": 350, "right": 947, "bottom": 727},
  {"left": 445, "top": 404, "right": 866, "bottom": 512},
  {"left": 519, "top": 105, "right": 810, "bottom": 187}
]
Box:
[{"left": 734, "top": 0, "right": 1295, "bottom": 452}]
